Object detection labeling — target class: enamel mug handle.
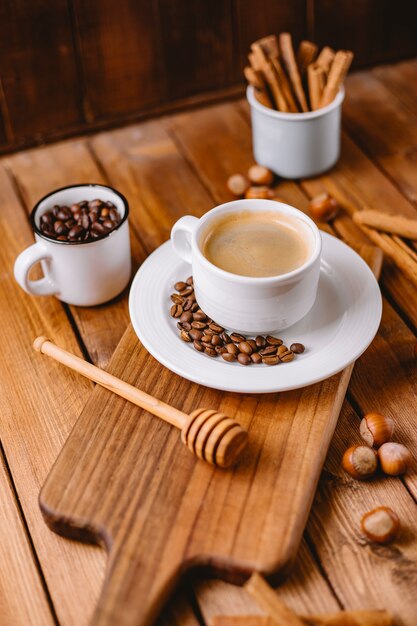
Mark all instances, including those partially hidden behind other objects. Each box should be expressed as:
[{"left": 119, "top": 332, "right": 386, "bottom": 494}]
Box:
[
  {"left": 171, "top": 216, "right": 199, "bottom": 264},
  {"left": 14, "top": 242, "right": 58, "bottom": 297}
]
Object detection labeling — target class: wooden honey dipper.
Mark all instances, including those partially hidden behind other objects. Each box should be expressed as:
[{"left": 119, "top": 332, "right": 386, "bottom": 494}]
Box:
[{"left": 33, "top": 337, "right": 248, "bottom": 468}]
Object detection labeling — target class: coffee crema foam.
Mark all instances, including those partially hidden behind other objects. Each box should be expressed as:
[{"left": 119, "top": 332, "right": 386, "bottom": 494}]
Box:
[{"left": 201, "top": 210, "right": 309, "bottom": 277}]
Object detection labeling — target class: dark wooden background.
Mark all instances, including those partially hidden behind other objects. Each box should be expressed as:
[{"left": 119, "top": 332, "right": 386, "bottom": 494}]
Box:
[{"left": 1, "top": 0, "right": 416, "bottom": 154}]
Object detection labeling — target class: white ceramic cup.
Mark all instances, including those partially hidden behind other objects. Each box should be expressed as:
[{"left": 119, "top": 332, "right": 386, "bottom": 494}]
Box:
[
  {"left": 171, "top": 199, "right": 322, "bottom": 334},
  {"left": 247, "top": 85, "right": 345, "bottom": 179},
  {"left": 14, "top": 184, "right": 131, "bottom": 306}
]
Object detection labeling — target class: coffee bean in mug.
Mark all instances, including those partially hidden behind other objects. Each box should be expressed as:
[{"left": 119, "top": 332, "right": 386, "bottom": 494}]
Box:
[
  {"left": 14, "top": 184, "right": 131, "bottom": 306},
  {"left": 170, "top": 199, "right": 321, "bottom": 334}
]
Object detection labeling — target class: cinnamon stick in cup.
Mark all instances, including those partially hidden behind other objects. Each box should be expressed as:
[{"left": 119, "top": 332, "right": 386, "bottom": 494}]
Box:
[
  {"left": 279, "top": 32, "right": 309, "bottom": 112},
  {"left": 320, "top": 50, "right": 353, "bottom": 107},
  {"left": 251, "top": 42, "right": 288, "bottom": 111},
  {"left": 307, "top": 63, "right": 326, "bottom": 110},
  {"left": 315, "top": 46, "right": 335, "bottom": 74},
  {"left": 244, "top": 66, "right": 273, "bottom": 108},
  {"left": 297, "top": 40, "right": 318, "bottom": 74},
  {"left": 269, "top": 55, "right": 299, "bottom": 112}
]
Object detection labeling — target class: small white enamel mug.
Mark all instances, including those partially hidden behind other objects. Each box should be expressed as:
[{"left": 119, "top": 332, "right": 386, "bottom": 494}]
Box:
[
  {"left": 14, "top": 184, "right": 131, "bottom": 306},
  {"left": 171, "top": 199, "right": 322, "bottom": 334}
]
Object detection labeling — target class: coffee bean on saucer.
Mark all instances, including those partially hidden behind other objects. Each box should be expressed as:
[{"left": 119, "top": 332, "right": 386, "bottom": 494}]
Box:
[
  {"left": 180, "top": 311, "right": 193, "bottom": 323},
  {"left": 215, "top": 345, "right": 227, "bottom": 355},
  {"left": 209, "top": 323, "right": 224, "bottom": 333},
  {"left": 290, "top": 343, "right": 305, "bottom": 354},
  {"left": 186, "top": 276, "right": 193, "bottom": 286},
  {"left": 179, "top": 286, "right": 194, "bottom": 297},
  {"left": 191, "top": 321, "right": 207, "bottom": 330},
  {"left": 247, "top": 339, "right": 257, "bottom": 351},
  {"left": 259, "top": 345, "right": 277, "bottom": 356},
  {"left": 175, "top": 281, "right": 187, "bottom": 291},
  {"left": 170, "top": 304, "right": 183, "bottom": 318},
  {"left": 211, "top": 335, "right": 222, "bottom": 346},
  {"left": 278, "top": 346, "right": 294, "bottom": 362},
  {"left": 266, "top": 335, "right": 283, "bottom": 346},
  {"left": 191, "top": 302, "right": 199, "bottom": 312},
  {"left": 193, "top": 340, "right": 204, "bottom": 352},
  {"left": 177, "top": 321, "right": 191, "bottom": 331},
  {"left": 189, "top": 329, "right": 203, "bottom": 341},
  {"left": 193, "top": 310, "right": 206, "bottom": 321},
  {"left": 180, "top": 330, "right": 191, "bottom": 342},
  {"left": 239, "top": 341, "right": 253, "bottom": 355},
  {"left": 201, "top": 333, "right": 212, "bottom": 343},
  {"left": 220, "top": 332, "right": 232, "bottom": 344},
  {"left": 251, "top": 353, "right": 262, "bottom": 364},
  {"left": 170, "top": 293, "right": 184, "bottom": 304},
  {"left": 201, "top": 341, "right": 212, "bottom": 349},
  {"left": 205, "top": 346, "right": 217, "bottom": 357},
  {"left": 262, "top": 355, "right": 279, "bottom": 365},
  {"left": 226, "top": 343, "right": 239, "bottom": 356},
  {"left": 230, "top": 333, "right": 245, "bottom": 343},
  {"left": 182, "top": 298, "right": 193, "bottom": 311},
  {"left": 237, "top": 353, "right": 251, "bottom": 365},
  {"left": 222, "top": 352, "right": 236, "bottom": 363}
]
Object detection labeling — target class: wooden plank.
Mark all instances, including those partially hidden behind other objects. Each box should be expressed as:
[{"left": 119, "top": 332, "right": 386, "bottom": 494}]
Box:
[
  {"left": 0, "top": 450, "right": 55, "bottom": 626},
  {"left": 312, "top": 0, "right": 417, "bottom": 68},
  {"left": 6, "top": 140, "right": 146, "bottom": 367},
  {"left": 343, "top": 71, "right": 417, "bottom": 210},
  {"left": 0, "top": 0, "right": 83, "bottom": 144},
  {"left": 0, "top": 161, "right": 106, "bottom": 626},
  {"left": 158, "top": 0, "right": 235, "bottom": 100},
  {"left": 72, "top": 0, "right": 162, "bottom": 120},
  {"left": 372, "top": 59, "right": 417, "bottom": 118},
  {"left": 233, "top": 0, "right": 307, "bottom": 80}
]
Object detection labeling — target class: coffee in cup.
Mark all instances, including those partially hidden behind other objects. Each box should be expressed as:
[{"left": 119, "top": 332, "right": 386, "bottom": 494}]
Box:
[{"left": 200, "top": 210, "right": 309, "bottom": 277}]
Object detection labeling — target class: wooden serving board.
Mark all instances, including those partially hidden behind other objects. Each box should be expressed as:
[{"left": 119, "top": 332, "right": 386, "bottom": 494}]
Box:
[{"left": 40, "top": 246, "right": 381, "bottom": 626}]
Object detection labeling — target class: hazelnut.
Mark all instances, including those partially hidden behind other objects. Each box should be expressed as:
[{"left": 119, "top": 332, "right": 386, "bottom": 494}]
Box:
[
  {"left": 378, "top": 442, "right": 412, "bottom": 476},
  {"left": 227, "top": 174, "right": 250, "bottom": 197},
  {"left": 308, "top": 193, "right": 339, "bottom": 222},
  {"left": 245, "top": 186, "right": 274, "bottom": 200},
  {"left": 359, "top": 413, "right": 394, "bottom": 448},
  {"left": 342, "top": 445, "right": 378, "bottom": 480},
  {"left": 248, "top": 165, "right": 274, "bottom": 186},
  {"left": 361, "top": 506, "right": 400, "bottom": 544}
]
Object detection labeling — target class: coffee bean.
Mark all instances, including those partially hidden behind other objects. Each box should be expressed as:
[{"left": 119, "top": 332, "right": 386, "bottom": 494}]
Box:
[
  {"left": 81, "top": 214, "right": 90, "bottom": 230},
  {"left": 180, "top": 311, "right": 193, "bottom": 324},
  {"left": 179, "top": 321, "right": 191, "bottom": 331},
  {"left": 70, "top": 203, "right": 80, "bottom": 213},
  {"left": 57, "top": 208, "right": 71, "bottom": 221},
  {"left": 215, "top": 345, "right": 227, "bottom": 355},
  {"left": 183, "top": 298, "right": 193, "bottom": 311},
  {"left": 203, "top": 327, "right": 214, "bottom": 335},
  {"left": 222, "top": 352, "right": 236, "bottom": 362},
  {"left": 278, "top": 346, "right": 294, "bottom": 362},
  {"left": 109, "top": 209, "right": 120, "bottom": 223},
  {"left": 193, "top": 310, "right": 206, "bottom": 321},
  {"left": 170, "top": 304, "right": 183, "bottom": 318},
  {"left": 205, "top": 346, "right": 217, "bottom": 357},
  {"left": 65, "top": 219, "right": 76, "bottom": 229},
  {"left": 170, "top": 293, "right": 184, "bottom": 304},
  {"left": 186, "top": 276, "right": 193, "bottom": 285},
  {"left": 220, "top": 332, "right": 232, "bottom": 344},
  {"left": 41, "top": 213, "right": 53, "bottom": 225},
  {"left": 191, "top": 302, "right": 199, "bottom": 312},
  {"left": 100, "top": 207, "right": 110, "bottom": 218},
  {"left": 251, "top": 353, "right": 262, "bottom": 364},
  {"left": 262, "top": 355, "right": 279, "bottom": 365},
  {"left": 209, "top": 323, "right": 224, "bottom": 333},
  {"left": 193, "top": 340, "right": 204, "bottom": 352},
  {"left": 259, "top": 345, "right": 277, "bottom": 356},
  {"left": 247, "top": 339, "right": 257, "bottom": 351},
  {"left": 52, "top": 205, "right": 60, "bottom": 217},
  {"left": 174, "top": 281, "right": 187, "bottom": 291},
  {"left": 68, "top": 225, "right": 84, "bottom": 238},
  {"left": 226, "top": 343, "right": 239, "bottom": 355},
  {"left": 238, "top": 341, "right": 253, "bottom": 355},
  {"left": 57, "top": 235, "right": 67, "bottom": 241},
  {"left": 290, "top": 343, "right": 305, "bottom": 354},
  {"left": 89, "top": 199, "right": 102, "bottom": 209},
  {"left": 189, "top": 329, "right": 203, "bottom": 341},
  {"left": 191, "top": 321, "right": 207, "bottom": 330},
  {"left": 201, "top": 334, "right": 212, "bottom": 343},
  {"left": 211, "top": 335, "right": 222, "bottom": 346},
  {"left": 179, "top": 286, "right": 194, "bottom": 297},
  {"left": 201, "top": 341, "right": 213, "bottom": 349},
  {"left": 230, "top": 333, "right": 245, "bottom": 343},
  {"left": 237, "top": 353, "right": 251, "bottom": 365},
  {"left": 180, "top": 330, "right": 191, "bottom": 342},
  {"left": 255, "top": 336, "right": 266, "bottom": 348},
  {"left": 53, "top": 220, "right": 67, "bottom": 235},
  {"left": 266, "top": 335, "right": 283, "bottom": 346},
  {"left": 91, "top": 221, "right": 106, "bottom": 234}
]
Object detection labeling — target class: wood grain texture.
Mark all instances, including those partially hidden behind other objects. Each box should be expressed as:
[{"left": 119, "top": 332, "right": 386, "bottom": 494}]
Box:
[
  {"left": 72, "top": 0, "right": 163, "bottom": 119},
  {"left": 0, "top": 451, "right": 55, "bottom": 626},
  {"left": 40, "top": 321, "right": 355, "bottom": 625},
  {"left": 0, "top": 0, "right": 82, "bottom": 143},
  {"left": 373, "top": 59, "right": 417, "bottom": 116},
  {"left": 0, "top": 162, "right": 106, "bottom": 626}
]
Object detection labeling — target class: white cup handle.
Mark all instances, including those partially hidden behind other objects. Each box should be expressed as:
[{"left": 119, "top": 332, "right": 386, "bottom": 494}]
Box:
[
  {"left": 171, "top": 215, "right": 199, "bottom": 264},
  {"left": 14, "top": 242, "right": 58, "bottom": 297}
]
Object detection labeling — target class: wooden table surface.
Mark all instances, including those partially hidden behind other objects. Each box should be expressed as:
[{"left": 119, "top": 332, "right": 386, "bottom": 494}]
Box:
[{"left": 1, "top": 58, "right": 417, "bottom": 626}]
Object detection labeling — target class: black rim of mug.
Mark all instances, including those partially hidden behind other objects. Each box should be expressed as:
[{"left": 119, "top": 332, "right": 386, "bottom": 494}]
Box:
[{"left": 30, "top": 183, "right": 130, "bottom": 245}]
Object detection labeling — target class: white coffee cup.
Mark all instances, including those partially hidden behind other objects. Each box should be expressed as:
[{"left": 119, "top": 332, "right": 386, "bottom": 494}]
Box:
[
  {"left": 14, "top": 184, "right": 131, "bottom": 306},
  {"left": 171, "top": 199, "right": 322, "bottom": 334}
]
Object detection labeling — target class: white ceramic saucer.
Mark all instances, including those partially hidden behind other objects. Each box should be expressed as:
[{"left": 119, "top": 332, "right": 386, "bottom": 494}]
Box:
[{"left": 129, "top": 233, "right": 382, "bottom": 393}]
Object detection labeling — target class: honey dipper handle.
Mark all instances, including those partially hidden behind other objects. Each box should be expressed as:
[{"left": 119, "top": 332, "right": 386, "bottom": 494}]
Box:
[{"left": 33, "top": 337, "right": 188, "bottom": 430}]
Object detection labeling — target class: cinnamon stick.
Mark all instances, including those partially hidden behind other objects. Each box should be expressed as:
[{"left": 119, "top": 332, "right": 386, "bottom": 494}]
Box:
[
  {"left": 244, "top": 66, "right": 273, "bottom": 108},
  {"left": 355, "top": 223, "right": 417, "bottom": 286},
  {"left": 245, "top": 573, "right": 305, "bottom": 626},
  {"left": 279, "top": 32, "right": 309, "bottom": 112},
  {"left": 256, "top": 34, "right": 279, "bottom": 58},
  {"left": 353, "top": 209, "right": 417, "bottom": 240},
  {"left": 392, "top": 235, "right": 417, "bottom": 262},
  {"left": 297, "top": 40, "right": 318, "bottom": 74},
  {"left": 251, "top": 43, "right": 288, "bottom": 111},
  {"left": 212, "top": 610, "right": 393, "bottom": 626},
  {"left": 315, "top": 46, "right": 335, "bottom": 74},
  {"left": 307, "top": 63, "right": 326, "bottom": 110},
  {"left": 269, "top": 55, "right": 299, "bottom": 112},
  {"left": 320, "top": 50, "right": 353, "bottom": 107}
]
